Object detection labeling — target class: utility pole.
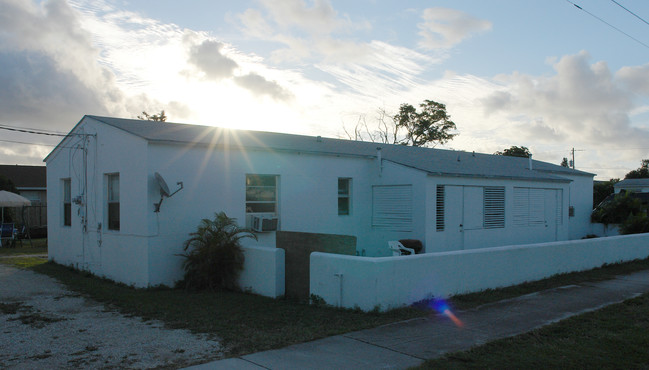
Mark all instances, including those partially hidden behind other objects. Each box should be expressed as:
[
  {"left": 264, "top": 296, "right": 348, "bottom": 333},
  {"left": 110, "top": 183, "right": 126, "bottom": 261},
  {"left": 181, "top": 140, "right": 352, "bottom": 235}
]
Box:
[{"left": 571, "top": 147, "right": 575, "bottom": 169}]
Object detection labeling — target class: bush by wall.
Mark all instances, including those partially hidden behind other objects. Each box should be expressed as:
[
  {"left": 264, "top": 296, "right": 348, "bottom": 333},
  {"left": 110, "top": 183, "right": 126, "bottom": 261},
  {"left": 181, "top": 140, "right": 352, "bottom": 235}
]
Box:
[{"left": 177, "top": 212, "right": 256, "bottom": 291}]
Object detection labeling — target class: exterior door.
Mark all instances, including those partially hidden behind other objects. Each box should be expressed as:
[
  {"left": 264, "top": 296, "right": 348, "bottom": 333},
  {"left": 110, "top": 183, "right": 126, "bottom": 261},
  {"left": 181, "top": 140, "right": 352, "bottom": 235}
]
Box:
[
  {"left": 445, "top": 186, "right": 464, "bottom": 250},
  {"left": 544, "top": 189, "right": 559, "bottom": 241}
]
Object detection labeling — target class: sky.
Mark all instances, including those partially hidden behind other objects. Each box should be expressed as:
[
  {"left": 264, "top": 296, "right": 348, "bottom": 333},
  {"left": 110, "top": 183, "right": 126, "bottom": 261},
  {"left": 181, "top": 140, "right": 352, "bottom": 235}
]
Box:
[{"left": 1, "top": 0, "right": 648, "bottom": 180}]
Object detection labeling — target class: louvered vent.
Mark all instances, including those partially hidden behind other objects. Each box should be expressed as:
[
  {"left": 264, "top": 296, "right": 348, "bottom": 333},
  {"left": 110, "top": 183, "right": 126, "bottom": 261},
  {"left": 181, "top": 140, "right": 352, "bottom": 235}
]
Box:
[
  {"left": 483, "top": 186, "right": 505, "bottom": 229},
  {"left": 372, "top": 185, "right": 413, "bottom": 231},
  {"left": 436, "top": 185, "right": 445, "bottom": 231}
]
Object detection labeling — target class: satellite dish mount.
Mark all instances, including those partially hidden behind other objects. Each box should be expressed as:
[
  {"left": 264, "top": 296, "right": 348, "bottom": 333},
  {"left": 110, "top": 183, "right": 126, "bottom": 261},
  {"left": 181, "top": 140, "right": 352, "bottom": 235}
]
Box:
[{"left": 154, "top": 172, "right": 183, "bottom": 212}]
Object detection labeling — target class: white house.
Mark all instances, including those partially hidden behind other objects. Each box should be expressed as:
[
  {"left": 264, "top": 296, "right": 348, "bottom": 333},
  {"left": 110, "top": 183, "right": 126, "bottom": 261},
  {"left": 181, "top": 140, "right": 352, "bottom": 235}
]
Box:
[
  {"left": 614, "top": 178, "right": 649, "bottom": 194},
  {"left": 45, "top": 115, "right": 595, "bottom": 289}
]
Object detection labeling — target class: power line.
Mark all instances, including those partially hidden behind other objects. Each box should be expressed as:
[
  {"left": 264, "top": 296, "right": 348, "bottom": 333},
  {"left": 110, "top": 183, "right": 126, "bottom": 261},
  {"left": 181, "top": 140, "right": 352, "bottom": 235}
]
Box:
[
  {"left": 0, "top": 123, "right": 67, "bottom": 134},
  {"left": 566, "top": 0, "right": 649, "bottom": 50},
  {"left": 0, "top": 124, "right": 68, "bottom": 137},
  {"left": 0, "top": 139, "right": 58, "bottom": 147},
  {"left": 610, "top": 0, "right": 649, "bottom": 26}
]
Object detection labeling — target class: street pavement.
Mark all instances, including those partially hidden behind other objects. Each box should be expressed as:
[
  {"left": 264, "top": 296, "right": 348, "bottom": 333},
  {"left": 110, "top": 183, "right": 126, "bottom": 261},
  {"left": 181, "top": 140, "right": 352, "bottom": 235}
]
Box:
[{"left": 187, "top": 270, "right": 649, "bottom": 369}]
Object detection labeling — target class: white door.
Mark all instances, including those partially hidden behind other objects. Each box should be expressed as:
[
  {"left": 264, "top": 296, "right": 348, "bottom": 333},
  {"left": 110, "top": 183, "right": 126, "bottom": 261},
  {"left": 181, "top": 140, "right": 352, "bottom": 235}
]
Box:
[
  {"left": 544, "top": 189, "right": 559, "bottom": 241},
  {"left": 445, "top": 186, "right": 464, "bottom": 250}
]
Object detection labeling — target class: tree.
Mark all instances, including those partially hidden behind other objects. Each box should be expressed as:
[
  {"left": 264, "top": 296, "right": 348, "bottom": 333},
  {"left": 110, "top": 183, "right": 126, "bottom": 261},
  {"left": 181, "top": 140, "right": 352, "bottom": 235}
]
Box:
[
  {"left": 177, "top": 212, "right": 256, "bottom": 291},
  {"left": 494, "top": 146, "right": 531, "bottom": 158},
  {"left": 560, "top": 157, "right": 569, "bottom": 167},
  {"left": 0, "top": 175, "right": 18, "bottom": 222},
  {"left": 593, "top": 178, "right": 619, "bottom": 207},
  {"left": 342, "top": 100, "right": 458, "bottom": 147},
  {"left": 624, "top": 159, "right": 649, "bottom": 179},
  {"left": 393, "top": 100, "right": 458, "bottom": 147},
  {"left": 591, "top": 192, "right": 649, "bottom": 234},
  {"left": 0, "top": 174, "right": 18, "bottom": 193},
  {"left": 138, "top": 110, "right": 167, "bottom": 122},
  {"left": 591, "top": 192, "right": 644, "bottom": 225}
]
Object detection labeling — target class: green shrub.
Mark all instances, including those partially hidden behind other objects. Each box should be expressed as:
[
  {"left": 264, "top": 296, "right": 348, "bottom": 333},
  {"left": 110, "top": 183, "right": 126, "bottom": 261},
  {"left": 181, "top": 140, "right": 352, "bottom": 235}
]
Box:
[
  {"left": 178, "top": 212, "right": 256, "bottom": 291},
  {"left": 620, "top": 213, "right": 649, "bottom": 235},
  {"left": 591, "top": 192, "right": 645, "bottom": 225}
]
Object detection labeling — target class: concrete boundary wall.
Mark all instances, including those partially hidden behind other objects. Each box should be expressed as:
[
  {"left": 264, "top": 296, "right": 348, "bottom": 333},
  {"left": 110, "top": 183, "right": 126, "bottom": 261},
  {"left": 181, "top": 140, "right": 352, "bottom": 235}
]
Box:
[
  {"left": 310, "top": 234, "right": 649, "bottom": 311},
  {"left": 239, "top": 246, "right": 285, "bottom": 298}
]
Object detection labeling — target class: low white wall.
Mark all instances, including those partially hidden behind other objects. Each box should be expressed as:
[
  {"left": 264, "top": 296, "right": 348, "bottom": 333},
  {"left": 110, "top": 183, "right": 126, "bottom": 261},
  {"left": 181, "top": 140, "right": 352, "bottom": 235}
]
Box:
[
  {"left": 590, "top": 223, "right": 620, "bottom": 237},
  {"left": 310, "top": 233, "right": 649, "bottom": 311},
  {"left": 239, "top": 246, "right": 285, "bottom": 298}
]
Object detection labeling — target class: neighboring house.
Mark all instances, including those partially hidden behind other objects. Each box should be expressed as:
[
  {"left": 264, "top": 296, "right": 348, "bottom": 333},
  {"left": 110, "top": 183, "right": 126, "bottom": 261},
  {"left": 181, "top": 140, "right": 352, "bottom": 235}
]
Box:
[
  {"left": 0, "top": 164, "right": 48, "bottom": 231},
  {"left": 614, "top": 178, "right": 649, "bottom": 194},
  {"left": 0, "top": 165, "right": 47, "bottom": 204},
  {"left": 45, "top": 115, "right": 595, "bottom": 287}
]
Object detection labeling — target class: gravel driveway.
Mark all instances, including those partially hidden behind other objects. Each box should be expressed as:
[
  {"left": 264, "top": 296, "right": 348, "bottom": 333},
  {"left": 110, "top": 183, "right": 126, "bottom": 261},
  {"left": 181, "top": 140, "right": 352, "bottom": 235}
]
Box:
[{"left": 0, "top": 261, "right": 222, "bottom": 369}]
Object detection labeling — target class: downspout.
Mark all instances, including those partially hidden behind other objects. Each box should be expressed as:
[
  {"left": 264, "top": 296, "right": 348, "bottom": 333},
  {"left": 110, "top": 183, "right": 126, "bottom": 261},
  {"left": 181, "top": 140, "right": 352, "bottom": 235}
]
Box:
[{"left": 376, "top": 147, "right": 383, "bottom": 177}]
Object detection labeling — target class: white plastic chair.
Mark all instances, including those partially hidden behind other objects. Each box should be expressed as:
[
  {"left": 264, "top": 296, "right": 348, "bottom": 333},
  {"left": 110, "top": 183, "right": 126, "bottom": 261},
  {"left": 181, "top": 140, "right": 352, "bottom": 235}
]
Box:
[{"left": 388, "top": 240, "right": 415, "bottom": 256}]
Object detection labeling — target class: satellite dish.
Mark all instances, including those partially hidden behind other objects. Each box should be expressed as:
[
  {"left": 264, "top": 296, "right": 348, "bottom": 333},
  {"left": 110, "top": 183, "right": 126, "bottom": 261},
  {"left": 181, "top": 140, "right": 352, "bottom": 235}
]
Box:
[
  {"left": 154, "top": 172, "right": 183, "bottom": 212},
  {"left": 155, "top": 172, "right": 171, "bottom": 197}
]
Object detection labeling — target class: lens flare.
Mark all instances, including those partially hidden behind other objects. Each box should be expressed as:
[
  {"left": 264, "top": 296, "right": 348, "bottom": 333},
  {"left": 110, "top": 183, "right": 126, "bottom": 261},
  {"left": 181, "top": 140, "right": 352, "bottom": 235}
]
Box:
[{"left": 429, "top": 299, "right": 464, "bottom": 328}]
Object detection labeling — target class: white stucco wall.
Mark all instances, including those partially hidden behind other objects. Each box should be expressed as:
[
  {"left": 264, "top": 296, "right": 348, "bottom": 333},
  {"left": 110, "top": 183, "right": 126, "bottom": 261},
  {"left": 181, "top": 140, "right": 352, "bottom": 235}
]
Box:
[
  {"left": 310, "top": 233, "right": 649, "bottom": 311},
  {"left": 47, "top": 118, "right": 152, "bottom": 286},
  {"left": 566, "top": 173, "right": 595, "bottom": 239},
  {"left": 238, "top": 246, "right": 285, "bottom": 298}
]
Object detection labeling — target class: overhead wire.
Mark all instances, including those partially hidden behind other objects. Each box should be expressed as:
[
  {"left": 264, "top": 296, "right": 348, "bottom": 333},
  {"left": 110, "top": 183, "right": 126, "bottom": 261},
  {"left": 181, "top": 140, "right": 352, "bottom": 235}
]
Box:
[
  {"left": 0, "top": 124, "right": 69, "bottom": 137},
  {"left": 610, "top": 0, "right": 649, "bottom": 26},
  {"left": 565, "top": 0, "right": 649, "bottom": 49}
]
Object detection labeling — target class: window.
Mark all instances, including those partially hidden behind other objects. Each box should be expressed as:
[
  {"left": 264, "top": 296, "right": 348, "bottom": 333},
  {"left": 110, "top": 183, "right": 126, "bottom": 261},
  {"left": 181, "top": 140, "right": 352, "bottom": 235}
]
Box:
[
  {"left": 372, "top": 185, "right": 413, "bottom": 231},
  {"left": 483, "top": 187, "right": 505, "bottom": 229},
  {"left": 107, "top": 173, "right": 120, "bottom": 231},
  {"left": 338, "top": 178, "right": 351, "bottom": 215},
  {"left": 246, "top": 174, "right": 277, "bottom": 214},
  {"left": 436, "top": 185, "right": 445, "bottom": 231},
  {"left": 63, "top": 178, "right": 71, "bottom": 226}
]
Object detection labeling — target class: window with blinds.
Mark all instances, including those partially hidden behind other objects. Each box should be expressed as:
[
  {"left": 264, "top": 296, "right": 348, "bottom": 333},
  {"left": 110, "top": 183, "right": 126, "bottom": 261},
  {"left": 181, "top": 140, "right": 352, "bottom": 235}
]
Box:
[
  {"left": 483, "top": 186, "right": 505, "bottom": 228},
  {"left": 372, "top": 185, "right": 413, "bottom": 231}
]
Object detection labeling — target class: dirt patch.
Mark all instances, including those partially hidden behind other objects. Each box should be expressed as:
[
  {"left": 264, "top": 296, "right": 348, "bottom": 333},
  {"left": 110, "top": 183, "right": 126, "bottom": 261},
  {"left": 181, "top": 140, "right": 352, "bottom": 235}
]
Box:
[{"left": 0, "top": 264, "right": 222, "bottom": 369}]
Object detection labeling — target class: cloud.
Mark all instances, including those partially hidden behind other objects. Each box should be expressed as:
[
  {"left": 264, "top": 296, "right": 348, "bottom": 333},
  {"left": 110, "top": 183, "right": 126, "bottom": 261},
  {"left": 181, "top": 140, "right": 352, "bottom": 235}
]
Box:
[
  {"left": 616, "top": 64, "right": 649, "bottom": 95},
  {"left": 417, "top": 8, "right": 492, "bottom": 49},
  {"left": 0, "top": 0, "right": 117, "bottom": 127},
  {"left": 476, "top": 51, "right": 649, "bottom": 177},
  {"left": 183, "top": 36, "right": 294, "bottom": 101},
  {"left": 234, "top": 73, "right": 294, "bottom": 101},
  {"left": 256, "top": 0, "right": 349, "bottom": 36},
  {"left": 237, "top": 0, "right": 371, "bottom": 64},
  {"left": 0, "top": 0, "right": 182, "bottom": 166},
  {"left": 188, "top": 40, "right": 239, "bottom": 81},
  {"left": 0, "top": 50, "right": 108, "bottom": 125}
]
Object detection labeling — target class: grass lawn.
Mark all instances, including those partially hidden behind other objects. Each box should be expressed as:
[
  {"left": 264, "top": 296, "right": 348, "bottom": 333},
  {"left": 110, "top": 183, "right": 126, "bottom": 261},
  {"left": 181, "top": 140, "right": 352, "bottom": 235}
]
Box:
[
  {"left": 418, "top": 292, "right": 649, "bottom": 368},
  {"left": 0, "top": 238, "right": 47, "bottom": 256},
  {"left": 3, "top": 254, "right": 649, "bottom": 359}
]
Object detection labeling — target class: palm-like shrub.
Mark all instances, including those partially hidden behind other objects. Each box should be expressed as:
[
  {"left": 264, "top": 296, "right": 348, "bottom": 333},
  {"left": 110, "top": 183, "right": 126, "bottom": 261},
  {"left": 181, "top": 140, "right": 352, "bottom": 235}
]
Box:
[{"left": 178, "top": 212, "right": 256, "bottom": 291}]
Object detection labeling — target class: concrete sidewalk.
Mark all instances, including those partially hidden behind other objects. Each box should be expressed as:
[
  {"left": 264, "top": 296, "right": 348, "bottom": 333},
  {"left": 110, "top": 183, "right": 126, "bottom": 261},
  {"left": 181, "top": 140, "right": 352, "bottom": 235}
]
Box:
[{"left": 188, "top": 270, "right": 649, "bottom": 369}]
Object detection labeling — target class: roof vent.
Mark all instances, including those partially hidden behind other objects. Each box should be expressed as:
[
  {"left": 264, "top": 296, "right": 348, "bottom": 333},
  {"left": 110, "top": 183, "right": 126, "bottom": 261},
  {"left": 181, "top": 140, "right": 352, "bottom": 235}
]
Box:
[{"left": 529, "top": 155, "right": 533, "bottom": 170}]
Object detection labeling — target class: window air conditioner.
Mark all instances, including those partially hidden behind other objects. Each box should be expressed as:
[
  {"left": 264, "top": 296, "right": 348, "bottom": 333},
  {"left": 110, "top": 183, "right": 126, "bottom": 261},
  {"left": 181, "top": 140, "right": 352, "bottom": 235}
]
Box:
[{"left": 250, "top": 215, "right": 278, "bottom": 232}]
